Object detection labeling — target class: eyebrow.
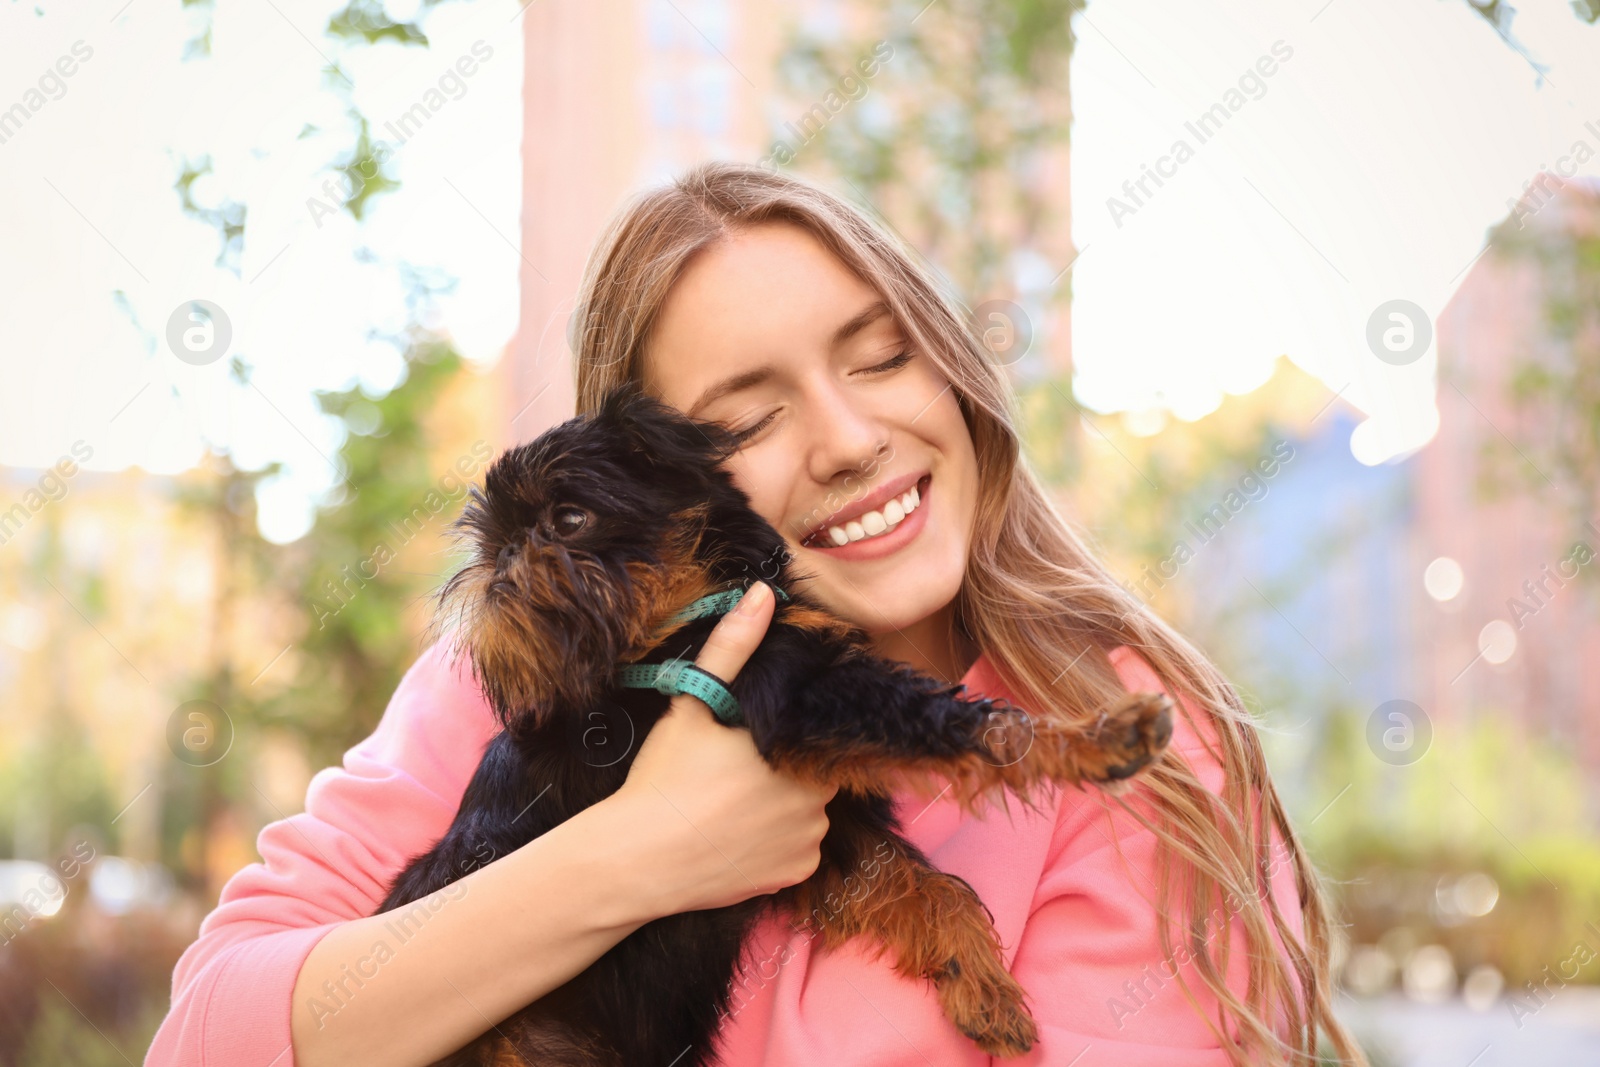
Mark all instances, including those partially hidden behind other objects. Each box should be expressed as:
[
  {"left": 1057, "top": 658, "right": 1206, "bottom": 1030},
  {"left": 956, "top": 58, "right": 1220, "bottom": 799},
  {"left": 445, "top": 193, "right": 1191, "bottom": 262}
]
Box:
[
  {"left": 685, "top": 300, "right": 893, "bottom": 419},
  {"left": 686, "top": 365, "right": 775, "bottom": 420},
  {"left": 831, "top": 299, "right": 892, "bottom": 348}
]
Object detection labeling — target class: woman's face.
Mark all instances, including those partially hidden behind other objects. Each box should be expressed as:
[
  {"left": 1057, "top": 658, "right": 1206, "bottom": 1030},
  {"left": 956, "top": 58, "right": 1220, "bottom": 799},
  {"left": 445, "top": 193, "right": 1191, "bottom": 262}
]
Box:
[{"left": 642, "top": 221, "right": 981, "bottom": 679}]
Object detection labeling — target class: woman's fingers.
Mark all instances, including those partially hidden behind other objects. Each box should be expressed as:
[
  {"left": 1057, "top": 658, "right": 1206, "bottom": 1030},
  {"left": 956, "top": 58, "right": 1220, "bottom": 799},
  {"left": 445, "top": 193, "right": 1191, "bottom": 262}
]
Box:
[
  {"left": 614, "top": 581, "right": 840, "bottom": 912},
  {"left": 689, "top": 580, "right": 773, "bottom": 693}
]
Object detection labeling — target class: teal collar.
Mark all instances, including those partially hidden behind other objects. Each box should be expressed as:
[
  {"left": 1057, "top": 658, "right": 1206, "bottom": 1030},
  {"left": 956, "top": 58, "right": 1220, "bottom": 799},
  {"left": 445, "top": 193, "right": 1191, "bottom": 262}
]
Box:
[
  {"left": 615, "top": 581, "right": 790, "bottom": 725},
  {"left": 660, "top": 583, "right": 789, "bottom": 630}
]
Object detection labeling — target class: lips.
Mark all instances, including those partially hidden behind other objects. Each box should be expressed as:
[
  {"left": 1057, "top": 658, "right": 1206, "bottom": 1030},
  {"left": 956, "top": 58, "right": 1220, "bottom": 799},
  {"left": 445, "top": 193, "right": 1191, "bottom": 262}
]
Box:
[{"left": 800, "top": 473, "right": 932, "bottom": 552}]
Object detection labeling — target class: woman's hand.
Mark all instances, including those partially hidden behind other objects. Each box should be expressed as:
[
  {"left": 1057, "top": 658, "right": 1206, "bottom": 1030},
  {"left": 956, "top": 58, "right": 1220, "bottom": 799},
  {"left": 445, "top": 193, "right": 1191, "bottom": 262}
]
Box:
[{"left": 606, "top": 580, "right": 838, "bottom": 917}]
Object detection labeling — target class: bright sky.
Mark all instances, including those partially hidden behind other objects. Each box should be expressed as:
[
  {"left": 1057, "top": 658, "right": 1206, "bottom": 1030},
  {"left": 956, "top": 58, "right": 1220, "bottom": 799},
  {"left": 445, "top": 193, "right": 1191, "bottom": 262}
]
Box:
[
  {"left": 1068, "top": 0, "right": 1600, "bottom": 462},
  {"left": 2, "top": 0, "right": 1597, "bottom": 542},
  {"left": 0, "top": 0, "right": 522, "bottom": 540}
]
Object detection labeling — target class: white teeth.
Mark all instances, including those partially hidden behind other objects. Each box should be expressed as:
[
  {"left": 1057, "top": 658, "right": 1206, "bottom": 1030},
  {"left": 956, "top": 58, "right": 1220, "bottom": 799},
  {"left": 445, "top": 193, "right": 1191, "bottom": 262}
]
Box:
[{"left": 814, "top": 479, "right": 925, "bottom": 548}]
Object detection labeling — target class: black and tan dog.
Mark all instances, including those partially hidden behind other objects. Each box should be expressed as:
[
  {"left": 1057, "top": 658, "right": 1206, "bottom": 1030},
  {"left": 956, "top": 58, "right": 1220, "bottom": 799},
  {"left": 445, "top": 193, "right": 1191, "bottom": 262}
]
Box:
[{"left": 377, "top": 383, "right": 1174, "bottom": 1066}]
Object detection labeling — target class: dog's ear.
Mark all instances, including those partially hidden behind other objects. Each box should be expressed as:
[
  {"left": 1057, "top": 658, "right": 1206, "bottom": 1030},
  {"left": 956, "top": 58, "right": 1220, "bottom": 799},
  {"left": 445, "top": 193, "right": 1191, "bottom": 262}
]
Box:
[{"left": 597, "top": 382, "right": 739, "bottom": 471}]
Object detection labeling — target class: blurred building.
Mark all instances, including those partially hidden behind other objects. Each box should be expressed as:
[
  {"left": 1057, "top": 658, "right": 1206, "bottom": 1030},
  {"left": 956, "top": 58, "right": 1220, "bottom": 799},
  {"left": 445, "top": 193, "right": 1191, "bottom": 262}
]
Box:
[
  {"left": 506, "top": 0, "right": 790, "bottom": 440},
  {"left": 1419, "top": 177, "right": 1600, "bottom": 771}
]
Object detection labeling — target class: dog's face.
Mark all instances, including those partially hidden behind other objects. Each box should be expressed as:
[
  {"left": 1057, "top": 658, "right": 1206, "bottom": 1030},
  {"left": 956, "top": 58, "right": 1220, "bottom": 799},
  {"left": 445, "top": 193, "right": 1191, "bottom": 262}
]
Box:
[{"left": 433, "top": 385, "right": 750, "bottom": 727}]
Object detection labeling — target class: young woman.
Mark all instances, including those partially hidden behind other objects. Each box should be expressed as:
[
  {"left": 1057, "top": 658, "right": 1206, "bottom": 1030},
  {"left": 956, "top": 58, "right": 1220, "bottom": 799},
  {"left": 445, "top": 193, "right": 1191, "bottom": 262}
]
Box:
[{"left": 147, "top": 162, "right": 1364, "bottom": 1067}]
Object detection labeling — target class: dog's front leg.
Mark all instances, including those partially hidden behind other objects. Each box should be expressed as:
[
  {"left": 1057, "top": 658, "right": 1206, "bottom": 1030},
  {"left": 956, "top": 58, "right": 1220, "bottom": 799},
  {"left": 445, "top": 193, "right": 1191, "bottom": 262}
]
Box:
[{"left": 750, "top": 653, "right": 1173, "bottom": 810}]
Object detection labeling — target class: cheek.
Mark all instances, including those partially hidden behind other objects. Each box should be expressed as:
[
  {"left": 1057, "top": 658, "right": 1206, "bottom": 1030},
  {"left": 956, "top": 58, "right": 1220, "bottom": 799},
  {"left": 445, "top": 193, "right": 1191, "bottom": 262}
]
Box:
[
  {"left": 921, "top": 385, "right": 973, "bottom": 464},
  {"left": 725, "top": 453, "right": 794, "bottom": 538},
  {"left": 928, "top": 396, "right": 980, "bottom": 527}
]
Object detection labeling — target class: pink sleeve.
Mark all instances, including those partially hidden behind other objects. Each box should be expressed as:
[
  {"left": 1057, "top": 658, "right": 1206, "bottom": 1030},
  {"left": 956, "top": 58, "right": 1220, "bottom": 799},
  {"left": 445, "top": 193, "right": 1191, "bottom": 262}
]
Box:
[
  {"left": 1003, "top": 645, "right": 1306, "bottom": 1066},
  {"left": 144, "top": 639, "right": 499, "bottom": 1067}
]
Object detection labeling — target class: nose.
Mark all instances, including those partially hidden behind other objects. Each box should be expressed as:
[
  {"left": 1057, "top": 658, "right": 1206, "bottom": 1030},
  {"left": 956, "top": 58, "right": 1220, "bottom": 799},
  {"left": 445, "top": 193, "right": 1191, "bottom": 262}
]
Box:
[
  {"left": 495, "top": 541, "right": 520, "bottom": 573},
  {"left": 803, "top": 377, "right": 892, "bottom": 487}
]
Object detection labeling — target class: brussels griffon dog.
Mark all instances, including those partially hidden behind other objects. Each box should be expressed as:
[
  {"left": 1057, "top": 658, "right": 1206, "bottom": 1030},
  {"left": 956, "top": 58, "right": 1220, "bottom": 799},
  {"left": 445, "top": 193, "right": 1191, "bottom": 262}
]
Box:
[{"left": 377, "top": 383, "right": 1174, "bottom": 1066}]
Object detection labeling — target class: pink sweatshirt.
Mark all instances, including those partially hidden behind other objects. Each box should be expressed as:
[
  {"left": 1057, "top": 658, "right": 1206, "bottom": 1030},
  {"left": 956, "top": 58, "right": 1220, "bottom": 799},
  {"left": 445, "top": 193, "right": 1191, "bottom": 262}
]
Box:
[{"left": 145, "top": 641, "right": 1304, "bottom": 1067}]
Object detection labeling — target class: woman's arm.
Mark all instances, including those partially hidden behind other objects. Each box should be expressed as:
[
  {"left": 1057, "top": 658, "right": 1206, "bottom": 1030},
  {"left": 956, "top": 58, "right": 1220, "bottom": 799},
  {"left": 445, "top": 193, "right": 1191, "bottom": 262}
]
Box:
[
  {"left": 288, "top": 792, "right": 663, "bottom": 1066},
  {"left": 150, "top": 580, "right": 835, "bottom": 1067}
]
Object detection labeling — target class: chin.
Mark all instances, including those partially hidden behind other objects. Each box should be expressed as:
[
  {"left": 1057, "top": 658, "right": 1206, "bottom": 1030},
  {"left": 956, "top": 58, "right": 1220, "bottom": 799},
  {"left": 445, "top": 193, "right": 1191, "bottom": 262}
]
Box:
[{"left": 812, "top": 552, "right": 964, "bottom": 636}]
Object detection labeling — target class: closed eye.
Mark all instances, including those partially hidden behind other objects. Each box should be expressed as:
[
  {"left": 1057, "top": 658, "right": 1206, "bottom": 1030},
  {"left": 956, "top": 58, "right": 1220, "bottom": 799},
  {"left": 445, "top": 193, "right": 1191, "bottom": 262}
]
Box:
[
  {"left": 865, "top": 348, "right": 913, "bottom": 374},
  {"left": 728, "top": 349, "right": 913, "bottom": 447},
  {"left": 730, "top": 411, "right": 775, "bottom": 445}
]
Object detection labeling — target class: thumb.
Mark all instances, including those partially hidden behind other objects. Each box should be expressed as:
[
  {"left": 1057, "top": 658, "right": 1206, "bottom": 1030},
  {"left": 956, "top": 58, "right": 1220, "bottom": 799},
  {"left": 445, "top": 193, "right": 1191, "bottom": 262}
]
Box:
[{"left": 687, "top": 581, "right": 775, "bottom": 699}]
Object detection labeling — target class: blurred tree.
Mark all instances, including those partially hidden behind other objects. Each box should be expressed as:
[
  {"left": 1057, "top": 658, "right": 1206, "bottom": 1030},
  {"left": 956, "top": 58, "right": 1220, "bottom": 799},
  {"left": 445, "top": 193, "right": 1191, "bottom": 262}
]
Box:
[
  {"left": 1475, "top": 194, "right": 1600, "bottom": 557},
  {"left": 165, "top": 0, "right": 484, "bottom": 782},
  {"left": 1298, "top": 697, "right": 1600, "bottom": 988},
  {"left": 0, "top": 511, "right": 118, "bottom": 860},
  {"left": 2, "top": 0, "right": 486, "bottom": 1058},
  {"left": 162, "top": 447, "right": 280, "bottom": 893},
  {"left": 17, "top": 998, "right": 164, "bottom": 1067},
  {"left": 1458, "top": 0, "right": 1599, "bottom": 82},
  {"left": 257, "top": 330, "right": 469, "bottom": 770},
  {"left": 178, "top": 0, "right": 460, "bottom": 224},
  {"left": 155, "top": 1, "right": 481, "bottom": 859},
  {"left": 774, "top": 0, "right": 1078, "bottom": 297}
]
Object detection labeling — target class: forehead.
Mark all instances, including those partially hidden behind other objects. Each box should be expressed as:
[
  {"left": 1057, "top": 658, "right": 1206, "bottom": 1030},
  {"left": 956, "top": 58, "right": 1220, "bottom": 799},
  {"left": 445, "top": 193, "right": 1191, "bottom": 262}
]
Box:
[{"left": 641, "top": 221, "right": 888, "bottom": 412}]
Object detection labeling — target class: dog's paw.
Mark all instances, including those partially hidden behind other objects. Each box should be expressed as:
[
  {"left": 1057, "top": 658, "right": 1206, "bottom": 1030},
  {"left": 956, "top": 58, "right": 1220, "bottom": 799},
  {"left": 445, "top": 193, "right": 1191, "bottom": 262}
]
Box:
[
  {"left": 1080, "top": 691, "right": 1174, "bottom": 784},
  {"left": 934, "top": 955, "right": 1038, "bottom": 1058}
]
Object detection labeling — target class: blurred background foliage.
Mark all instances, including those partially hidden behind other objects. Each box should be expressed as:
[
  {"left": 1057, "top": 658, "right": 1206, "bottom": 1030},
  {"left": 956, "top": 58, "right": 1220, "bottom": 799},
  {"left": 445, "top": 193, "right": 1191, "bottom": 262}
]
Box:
[{"left": 3, "top": 0, "right": 1600, "bottom": 1062}]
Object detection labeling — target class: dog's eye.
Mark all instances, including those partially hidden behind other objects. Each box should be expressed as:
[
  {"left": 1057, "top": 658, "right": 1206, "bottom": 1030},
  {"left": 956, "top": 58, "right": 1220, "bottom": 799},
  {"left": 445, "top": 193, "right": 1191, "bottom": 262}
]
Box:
[{"left": 552, "top": 506, "right": 588, "bottom": 535}]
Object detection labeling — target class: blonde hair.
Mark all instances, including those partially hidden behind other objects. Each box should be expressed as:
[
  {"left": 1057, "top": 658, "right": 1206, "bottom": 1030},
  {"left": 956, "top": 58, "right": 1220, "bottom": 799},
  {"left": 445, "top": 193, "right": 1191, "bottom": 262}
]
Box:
[{"left": 566, "top": 161, "right": 1365, "bottom": 1066}]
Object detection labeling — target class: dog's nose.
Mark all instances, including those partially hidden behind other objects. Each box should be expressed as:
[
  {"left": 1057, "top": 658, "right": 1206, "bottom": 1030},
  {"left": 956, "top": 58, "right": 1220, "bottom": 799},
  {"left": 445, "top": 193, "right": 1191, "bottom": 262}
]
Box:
[{"left": 495, "top": 542, "right": 520, "bottom": 572}]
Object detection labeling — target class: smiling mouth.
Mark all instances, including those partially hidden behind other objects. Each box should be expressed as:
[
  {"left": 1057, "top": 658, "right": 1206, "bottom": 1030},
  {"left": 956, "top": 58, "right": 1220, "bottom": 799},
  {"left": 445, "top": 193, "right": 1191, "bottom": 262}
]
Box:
[{"left": 801, "top": 474, "right": 932, "bottom": 550}]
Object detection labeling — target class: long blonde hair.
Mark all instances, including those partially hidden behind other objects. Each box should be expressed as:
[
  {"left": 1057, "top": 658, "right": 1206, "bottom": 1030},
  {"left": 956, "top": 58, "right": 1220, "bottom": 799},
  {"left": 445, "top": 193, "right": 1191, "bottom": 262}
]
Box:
[{"left": 566, "top": 161, "right": 1364, "bottom": 1066}]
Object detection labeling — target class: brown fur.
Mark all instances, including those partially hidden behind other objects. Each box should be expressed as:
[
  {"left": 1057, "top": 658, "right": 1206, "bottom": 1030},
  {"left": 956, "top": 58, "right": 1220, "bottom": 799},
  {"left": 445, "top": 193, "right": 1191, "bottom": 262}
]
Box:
[{"left": 787, "top": 827, "right": 1038, "bottom": 1056}]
